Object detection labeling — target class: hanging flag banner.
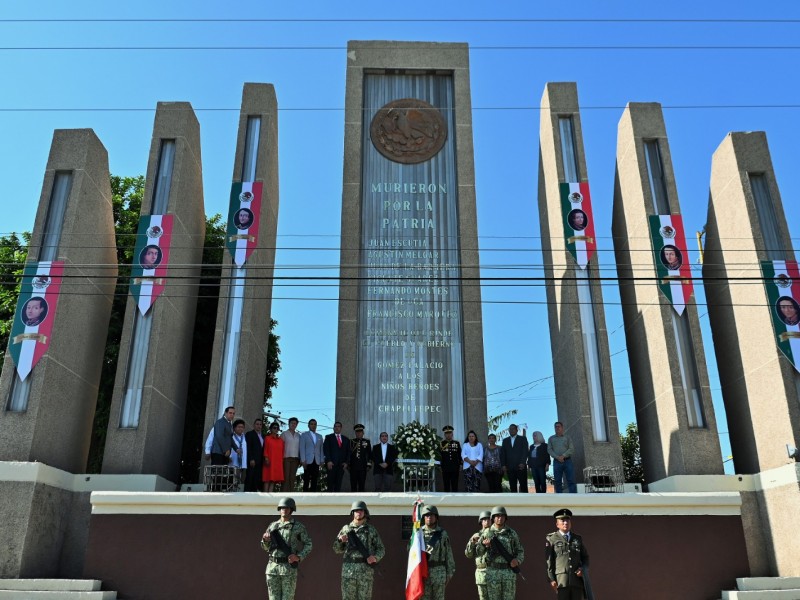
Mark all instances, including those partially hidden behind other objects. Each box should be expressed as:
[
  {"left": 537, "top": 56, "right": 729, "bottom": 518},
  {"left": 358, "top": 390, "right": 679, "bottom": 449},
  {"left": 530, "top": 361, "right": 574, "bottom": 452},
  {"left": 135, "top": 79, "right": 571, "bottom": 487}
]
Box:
[
  {"left": 760, "top": 260, "right": 800, "bottom": 374},
  {"left": 130, "top": 214, "right": 173, "bottom": 315},
  {"left": 405, "top": 499, "right": 427, "bottom": 600},
  {"left": 560, "top": 182, "right": 596, "bottom": 269},
  {"left": 648, "top": 214, "right": 694, "bottom": 315},
  {"left": 226, "top": 181, "right": 263, "bottom": 267},
  {"left": 8, "top": 261, "right": 65, "bottom": 381}
]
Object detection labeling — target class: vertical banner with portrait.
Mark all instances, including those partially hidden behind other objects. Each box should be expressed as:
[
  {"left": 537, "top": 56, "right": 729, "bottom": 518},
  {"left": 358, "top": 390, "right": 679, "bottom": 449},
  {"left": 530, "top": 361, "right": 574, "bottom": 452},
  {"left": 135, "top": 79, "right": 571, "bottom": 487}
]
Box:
[
  {"left": 225, "top": 181, "right": 262, "bottom": 267},
  {"left": 560, "top": 182, "right": 596, "bottom": 269},
  {"left": 760, "top": 260, "right": 800, "bottom": 373},
  {"left": 648, "top": 214, "right": 694, "bottom": 315},
  {"left": 8, "top": 261, "right": 65, "bottom": 381},
  {"left": 129, "top": 214, "right": 173, "bottom": 315}
]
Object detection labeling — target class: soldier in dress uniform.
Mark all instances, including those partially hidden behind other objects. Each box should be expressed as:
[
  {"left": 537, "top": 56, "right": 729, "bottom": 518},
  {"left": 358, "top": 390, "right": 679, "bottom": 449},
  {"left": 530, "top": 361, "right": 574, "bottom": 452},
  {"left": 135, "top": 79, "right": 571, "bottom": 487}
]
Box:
[
  {"left": 260, "top": 497, "right": 313, "bottom": 600},
  {"left": 545, "top": 508, "right": 589, "bottom": 600},
  {"left": 479, "top": 505, "right": 524, "bottom": 600},
  {"left": 420, "top": 505, "right": 455, "bottom": 600},
  {"left": 465, "top": 510, "right": 492, "bottom": 600},
  {"left": 349, "top": 424, "right": 372, "bottom": 492},
  {"left": 334, "top": 500, "right": 385, "bottom": 600},
  {"left": 439, "top": 426, "right": 462, "bottom": 492}
]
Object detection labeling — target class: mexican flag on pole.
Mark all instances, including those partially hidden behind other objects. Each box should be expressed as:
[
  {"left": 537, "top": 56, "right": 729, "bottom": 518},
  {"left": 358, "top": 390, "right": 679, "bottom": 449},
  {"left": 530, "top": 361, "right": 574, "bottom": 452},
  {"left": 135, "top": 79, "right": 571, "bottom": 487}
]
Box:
[
  {"left": 760, "top": 260, "right": 800, "bottom": 374},
  {"left": 648, "top": 214, "right": 694, "bottom": 315},
  {"left": 226, "top": 181, "right": 263, "bottom": 267},
  {"left": 405, "top": 499, "right": 427, "bottom": 600},
  {"left": 560, "top": 182, "right": 596, "bottom": 269},
  {"left": 129, "top": 214, "right": 173, "bottom": 315},
  {"left": 8, "top": 261, "right": 64, "bottom": 381}
]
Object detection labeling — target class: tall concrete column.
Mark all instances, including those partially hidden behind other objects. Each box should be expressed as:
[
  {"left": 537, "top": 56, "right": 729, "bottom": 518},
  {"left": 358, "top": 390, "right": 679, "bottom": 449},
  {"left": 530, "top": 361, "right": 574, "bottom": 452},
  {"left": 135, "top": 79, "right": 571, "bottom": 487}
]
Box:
[
  {"left": 102, "top": 103, "right": 206, "bottom": 481},
  {"left": 202, "top": 84, "right": 280, "bottom": 438},
  {"left": 612, "top": 102, "right": 723, "bottom": 481},
  {"left": 0, "top": 129, "right": 117, "bottom": 473},
  {"left": 704, "top": 132, "right": 800, "bottom": 474},
  {"left": 336, "top": 41, "right": 487, "bottom": 439},
  {"left": 538, "top": 83, "right": 623, "bottom": 476}
]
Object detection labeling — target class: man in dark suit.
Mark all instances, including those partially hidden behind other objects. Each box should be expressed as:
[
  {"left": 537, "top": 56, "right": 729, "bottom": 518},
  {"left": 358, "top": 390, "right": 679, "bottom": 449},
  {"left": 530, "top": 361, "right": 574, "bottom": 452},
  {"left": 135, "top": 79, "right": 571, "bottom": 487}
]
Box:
[
  {"left": 323, "top": 421, "right": 350, "bottom": 492},
  {"left": 244, "top": 418, "right": 264, "bottom": 492},
  {"left": 372, "top": 431, "right": 398, "bottom": 492},
  {"left": 501, "top": 424, "right": 530, "bottom": 493},
  {"left": 210, "top": 406, "right": 235, "bottom": 465},
  {"left": 299, "top": 418, "right": 324, "bottom": 491}
]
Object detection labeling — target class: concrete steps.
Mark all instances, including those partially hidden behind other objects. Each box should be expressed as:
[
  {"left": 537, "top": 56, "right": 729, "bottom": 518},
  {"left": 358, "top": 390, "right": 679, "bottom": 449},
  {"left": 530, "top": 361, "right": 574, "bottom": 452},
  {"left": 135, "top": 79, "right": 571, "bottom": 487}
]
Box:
[
  {"left": 721, "top": 577, "right": 800, "bottom": 599},
  {"left": 0, "top": 580, "right": 116, "bottom": 599}
]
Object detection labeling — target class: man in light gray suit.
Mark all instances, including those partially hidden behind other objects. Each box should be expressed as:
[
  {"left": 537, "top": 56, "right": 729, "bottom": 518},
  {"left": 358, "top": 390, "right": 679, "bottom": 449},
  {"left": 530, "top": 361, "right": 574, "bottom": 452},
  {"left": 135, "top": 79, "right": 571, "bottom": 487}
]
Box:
[
  {"left": 210, "top": 406, "right": 235, "bottom": 465},
  {"left": 299, "top": 418, "right": 324, "bottom": 491}
]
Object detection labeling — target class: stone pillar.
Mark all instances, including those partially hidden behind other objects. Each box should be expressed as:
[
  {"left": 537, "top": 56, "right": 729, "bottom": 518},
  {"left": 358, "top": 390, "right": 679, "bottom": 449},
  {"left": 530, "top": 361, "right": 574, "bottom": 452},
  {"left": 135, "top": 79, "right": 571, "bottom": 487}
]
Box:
[
  {"left": 537, "top": 82, "right": 623, "bottom": 475},
  {"left": 704, "top": 131, "right": 800, "bottom": 474},
  {"left": 0, "top": 129, "right": 117, "bottom": 473},
  {"left": 336, "top": 41, "right": 487, "bottom": 439},
  {"left": 102, "top": 103, "right": 206, "bottom": 481},
  {"left": 612, "top": 102, "right": 723, "bottom": 481},
  {"left": 203, "top": 84, "right": 279, "bottom": 438}
]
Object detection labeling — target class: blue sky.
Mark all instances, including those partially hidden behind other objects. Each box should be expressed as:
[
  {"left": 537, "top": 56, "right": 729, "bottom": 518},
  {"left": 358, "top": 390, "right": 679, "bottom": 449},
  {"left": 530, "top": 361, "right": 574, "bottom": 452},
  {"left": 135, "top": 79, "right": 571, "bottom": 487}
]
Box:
[{"left": 3, "top": 2, "right": 800, "bottom": 472}]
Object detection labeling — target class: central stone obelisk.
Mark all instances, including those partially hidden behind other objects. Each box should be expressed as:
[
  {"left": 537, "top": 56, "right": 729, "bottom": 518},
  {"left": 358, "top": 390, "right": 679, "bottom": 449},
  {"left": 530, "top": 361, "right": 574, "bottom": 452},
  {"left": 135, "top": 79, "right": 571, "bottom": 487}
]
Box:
[{"left": 336, "top": 41, "right": 487, "bottom": 440}]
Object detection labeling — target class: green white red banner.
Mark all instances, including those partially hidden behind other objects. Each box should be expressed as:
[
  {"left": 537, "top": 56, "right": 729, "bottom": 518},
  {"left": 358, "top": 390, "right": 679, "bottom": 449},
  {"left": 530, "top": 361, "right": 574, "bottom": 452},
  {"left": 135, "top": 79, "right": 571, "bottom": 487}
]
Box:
[
  {"left": 129, "top": 214, "right": 173, "bottom": 315},
  {"left": 648, "top": 214, "right": 694, "bottom": 315},
  {"left": 760, "top": 260, "right": 800, "bottom": 373},
  {"left": 560, "top": 182, "right": 596, "bottom": 269},
  {"left": 226, "top": 181, "right": 262, "bottom": 267},
  {"left": 8, "top": 261, "right": 64, "bottom": 381}
]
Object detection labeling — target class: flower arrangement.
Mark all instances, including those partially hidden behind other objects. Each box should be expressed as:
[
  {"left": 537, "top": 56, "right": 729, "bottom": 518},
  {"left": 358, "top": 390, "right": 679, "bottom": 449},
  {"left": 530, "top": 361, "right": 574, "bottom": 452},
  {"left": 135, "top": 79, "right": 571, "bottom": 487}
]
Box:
[{"left": 394, "top": 420, "right": 442, "bottom": 464}]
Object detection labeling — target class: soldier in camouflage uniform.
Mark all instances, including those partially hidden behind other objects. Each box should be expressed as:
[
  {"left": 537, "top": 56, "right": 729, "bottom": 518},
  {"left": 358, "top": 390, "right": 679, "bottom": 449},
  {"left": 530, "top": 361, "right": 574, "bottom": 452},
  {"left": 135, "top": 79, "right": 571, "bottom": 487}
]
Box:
[
  {"left": 465, "top": 510, "right": 492, "bottom": 600},
  {"left": 420, "top": 505, "right": 455, "bottom": 600},
  {"left": 260, "top": 497, "right": 313, "bottom": 600},
  {"left": 333, "top": 500, "right": 385, "bottom": 600},
  {"left": 478, "top": 505, "right": 524, "bottom": 600},
  {"left": 349, "top": 424, "right": 372, "bottom": 492}
]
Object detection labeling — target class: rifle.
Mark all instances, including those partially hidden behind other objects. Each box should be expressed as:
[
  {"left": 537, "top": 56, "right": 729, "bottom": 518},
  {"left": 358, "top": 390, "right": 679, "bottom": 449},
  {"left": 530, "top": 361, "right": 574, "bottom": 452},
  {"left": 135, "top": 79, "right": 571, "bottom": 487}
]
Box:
[
  {"left": 489, "top": 533, "right": 523, "bottom": 578},
  {"left": 346, "top": 527, "right": 375, "bottom": 568},
  {"left": 270, "top": 527, "right": 298, "bottom": 569}
]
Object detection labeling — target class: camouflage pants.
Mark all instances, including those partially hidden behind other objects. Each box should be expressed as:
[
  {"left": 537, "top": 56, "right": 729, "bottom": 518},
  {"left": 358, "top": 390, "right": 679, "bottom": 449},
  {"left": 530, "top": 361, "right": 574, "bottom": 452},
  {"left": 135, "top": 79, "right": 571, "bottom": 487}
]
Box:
[
  {"left": 342, "top": 572, "right": 374, "bottom": 600},
  {"left": 485, "top": 569, "right": 516, "bottom": 600},
  {"left": 265, "top": 572, "right": 297, "bottom": 600},
  {"left": 475, "top": 568, "right": 488, "bottom": 600},
  {"left": 421, "top": 582, "right": 446, "bottom": 600}
]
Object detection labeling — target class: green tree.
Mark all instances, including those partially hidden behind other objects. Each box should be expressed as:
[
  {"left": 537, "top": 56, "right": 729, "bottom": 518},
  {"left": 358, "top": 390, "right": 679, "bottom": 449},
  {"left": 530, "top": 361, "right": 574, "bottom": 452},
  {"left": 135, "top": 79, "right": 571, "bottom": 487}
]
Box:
[
  {"left": 488, "top": 409, "right": 519, "bottom": 435},
  {"left": 0, "top": 232, "right": 30, "bottom": 351},
  {"left": 620, "top": 422, "right": 645, "bottom": 485}
]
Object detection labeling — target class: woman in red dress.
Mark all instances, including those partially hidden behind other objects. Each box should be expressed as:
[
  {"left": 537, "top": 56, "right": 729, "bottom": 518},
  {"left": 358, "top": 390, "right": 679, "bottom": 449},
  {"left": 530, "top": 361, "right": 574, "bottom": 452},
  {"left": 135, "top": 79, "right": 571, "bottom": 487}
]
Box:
[{"left": 262, "top": 422, "right": 285, "bottom": 492}]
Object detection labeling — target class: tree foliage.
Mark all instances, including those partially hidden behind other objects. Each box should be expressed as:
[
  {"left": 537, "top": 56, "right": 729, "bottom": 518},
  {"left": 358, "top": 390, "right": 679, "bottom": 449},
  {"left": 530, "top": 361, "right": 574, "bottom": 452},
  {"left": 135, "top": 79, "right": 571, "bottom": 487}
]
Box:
[
  {"left": 620, "top": 422, "right": 645, "bottom": 485},
  {"left": 0, "top": 174, "right": 281, "bottom": 478},
  {"left": 488, "top": 409, "right": 519, "bottom": 436}
]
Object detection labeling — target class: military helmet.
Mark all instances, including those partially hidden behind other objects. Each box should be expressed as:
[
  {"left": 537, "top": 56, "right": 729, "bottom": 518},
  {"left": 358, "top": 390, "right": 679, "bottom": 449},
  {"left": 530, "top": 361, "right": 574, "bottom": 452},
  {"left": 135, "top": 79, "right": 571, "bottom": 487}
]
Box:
[
  {"left": 350, "top": 500, "right": 370, "bottom": 516},
  {"left": 421, "top": 504, "right": 439, "bottom": 518},
  {"left": 478, "top": 510, "right": 492, "bottom": 522},
  {"left": 490, "top": 505, "right": 508, "bottom": 519},
  {"left": 277, "top": 497, "right": 297, "bottom": 512}
]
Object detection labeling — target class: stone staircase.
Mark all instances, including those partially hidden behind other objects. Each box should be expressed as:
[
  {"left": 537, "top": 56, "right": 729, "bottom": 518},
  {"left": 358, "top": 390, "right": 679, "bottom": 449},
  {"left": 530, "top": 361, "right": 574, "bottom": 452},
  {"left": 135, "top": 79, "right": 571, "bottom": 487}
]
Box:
[
  {"left": 720, "top": 577, "right": 800, "bottom": 599},
  {"left": 0, "top": 580, "right": 116, "bottom": 599}
]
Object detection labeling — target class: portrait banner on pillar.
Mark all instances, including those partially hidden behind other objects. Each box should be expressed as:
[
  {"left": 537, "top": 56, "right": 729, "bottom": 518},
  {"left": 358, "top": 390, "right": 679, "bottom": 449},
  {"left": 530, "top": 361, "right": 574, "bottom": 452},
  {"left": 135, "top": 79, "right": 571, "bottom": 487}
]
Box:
[
  {"left": 560, "top": 182, "right": 596, "bottom": 269},
  {"left": 760, "top": 260, "right": 800, "bottom": 373},
  {"left": 648, "top": 214, "right": 693, "bottom": 315},
  {"left": 226, "top": 181, "right": 262, "bottom": 267},
  {"left": 129, "top": 214, "right": 173, "bottom": 315},
  {"left": 8, "top": 261, "right": 65, "bottom": 381}
]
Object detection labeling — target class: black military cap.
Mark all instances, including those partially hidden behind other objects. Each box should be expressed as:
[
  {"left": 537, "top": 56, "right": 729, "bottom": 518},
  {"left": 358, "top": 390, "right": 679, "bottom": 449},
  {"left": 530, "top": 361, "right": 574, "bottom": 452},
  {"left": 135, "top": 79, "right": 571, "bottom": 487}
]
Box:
[
  {"left": 442, "top": 425, "right": 454, "bottom": 433},
  {"left": 553, "top": 508, "right": 573, "bottom": 520},
  {"left": 354, "top": 424, "right": 365, "bottom": 432}
]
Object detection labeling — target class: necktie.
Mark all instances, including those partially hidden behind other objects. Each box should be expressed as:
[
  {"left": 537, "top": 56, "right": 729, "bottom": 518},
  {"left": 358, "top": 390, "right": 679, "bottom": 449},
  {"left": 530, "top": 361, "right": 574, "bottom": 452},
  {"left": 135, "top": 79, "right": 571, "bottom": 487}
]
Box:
[{"left": 337, "top": 434, "right": 341, "bottom": 447}]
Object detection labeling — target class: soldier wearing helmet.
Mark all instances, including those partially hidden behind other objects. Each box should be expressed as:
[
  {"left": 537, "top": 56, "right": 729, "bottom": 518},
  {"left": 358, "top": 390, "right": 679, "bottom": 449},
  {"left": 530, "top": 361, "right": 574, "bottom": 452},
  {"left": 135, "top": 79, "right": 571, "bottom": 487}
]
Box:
[
  {"left": 465, "top": 510, "right": 492, "bottom": 600},
  {"left": 260, "top": 498, "right": 312, "bottom": 600},
  {"left": 478, "top": 505, "right": 524, "bottom": 600},
  {"left": 419, "top": 504, "right": 455, "bottom": 599},
  {"left": 334, "top": 500, "right": 385, "bottom": 600}
]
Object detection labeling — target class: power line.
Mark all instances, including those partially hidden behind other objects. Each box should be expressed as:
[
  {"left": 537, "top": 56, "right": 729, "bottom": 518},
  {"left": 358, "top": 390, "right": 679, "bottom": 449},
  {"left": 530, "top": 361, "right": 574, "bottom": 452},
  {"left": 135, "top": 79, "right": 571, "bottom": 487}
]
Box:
[
  {"left": 4, "top": 45, "right": 800, "bottom": 51},
  {"left": 4, "top": 18, "right": 799, "bottom": 24}
]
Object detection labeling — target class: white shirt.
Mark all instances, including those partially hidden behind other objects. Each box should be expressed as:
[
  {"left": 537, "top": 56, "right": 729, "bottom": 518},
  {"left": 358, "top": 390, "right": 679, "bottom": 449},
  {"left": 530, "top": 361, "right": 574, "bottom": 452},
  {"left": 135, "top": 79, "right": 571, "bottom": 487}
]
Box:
[{"left": 461, "top": 442, "right": 484, "bottom": 472}]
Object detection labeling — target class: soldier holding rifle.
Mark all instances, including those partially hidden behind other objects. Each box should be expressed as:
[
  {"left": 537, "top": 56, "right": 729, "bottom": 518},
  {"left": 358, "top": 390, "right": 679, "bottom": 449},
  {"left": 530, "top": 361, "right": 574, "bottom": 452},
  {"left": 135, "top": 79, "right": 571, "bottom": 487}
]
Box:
[
  {"left": 260, "top": 497, "right": 312, "bottom": 600},
  {"left": 334, "top": 500, "right": 386, "bottom": 600}
]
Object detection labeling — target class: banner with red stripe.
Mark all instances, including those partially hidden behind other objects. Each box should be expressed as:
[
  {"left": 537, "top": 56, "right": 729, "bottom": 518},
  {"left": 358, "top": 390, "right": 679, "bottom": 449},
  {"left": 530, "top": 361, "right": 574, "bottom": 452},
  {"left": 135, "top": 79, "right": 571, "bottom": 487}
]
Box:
[
  {"left": 560, "top": 182, "right": 597, "bottom": 269},
  {"left": 648, "top": 214, "right": 694, "bottom": 315},
  {"left": 761, "top": 260, "right": 800, "bottom": 373},
  {"left": 226, "top": 181, "right": 263, "bottom": 267},
  {"left": 129, "top": 214, "right": 173, "bottom": 315}
]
